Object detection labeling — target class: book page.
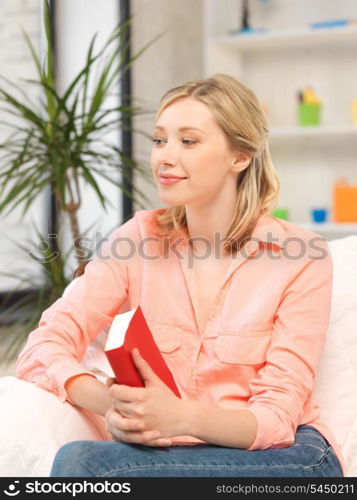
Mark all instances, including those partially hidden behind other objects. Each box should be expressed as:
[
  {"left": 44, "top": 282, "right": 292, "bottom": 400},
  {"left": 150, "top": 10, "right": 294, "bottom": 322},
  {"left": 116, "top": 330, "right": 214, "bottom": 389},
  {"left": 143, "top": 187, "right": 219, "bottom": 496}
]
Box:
[{"left": 105, "top": 309, "right": 137, "bottom": 350}]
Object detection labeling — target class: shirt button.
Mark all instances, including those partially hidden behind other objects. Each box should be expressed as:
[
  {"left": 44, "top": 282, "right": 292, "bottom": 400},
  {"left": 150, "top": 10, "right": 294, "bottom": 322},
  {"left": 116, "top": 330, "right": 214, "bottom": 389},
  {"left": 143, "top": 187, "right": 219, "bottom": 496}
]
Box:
[{"left": 190, "top": 368, "right": 195, "bottom": 377}]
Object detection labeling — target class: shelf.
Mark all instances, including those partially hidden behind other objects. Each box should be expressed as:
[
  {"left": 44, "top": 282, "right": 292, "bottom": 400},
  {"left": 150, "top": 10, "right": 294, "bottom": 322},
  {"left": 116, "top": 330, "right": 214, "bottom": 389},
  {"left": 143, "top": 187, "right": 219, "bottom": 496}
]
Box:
[
  {"left": 204, "top": 2, "right": 357, "bottom": 227},
  {"left": 269, "top": 125, "right": 357, "bottom": 140},
  {"left": 297, "top": 222, "right": 357, "bottom": 235},
  {"left": 213, "top": 24, "right": 357, "bottom": 51}
]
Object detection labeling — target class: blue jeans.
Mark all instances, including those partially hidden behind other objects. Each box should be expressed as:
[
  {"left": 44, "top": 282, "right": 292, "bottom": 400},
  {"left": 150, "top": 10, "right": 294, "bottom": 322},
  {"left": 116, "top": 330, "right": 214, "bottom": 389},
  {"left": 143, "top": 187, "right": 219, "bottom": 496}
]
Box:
[{"left": 50, "top": 425, "right": 343, "bottom": 477}]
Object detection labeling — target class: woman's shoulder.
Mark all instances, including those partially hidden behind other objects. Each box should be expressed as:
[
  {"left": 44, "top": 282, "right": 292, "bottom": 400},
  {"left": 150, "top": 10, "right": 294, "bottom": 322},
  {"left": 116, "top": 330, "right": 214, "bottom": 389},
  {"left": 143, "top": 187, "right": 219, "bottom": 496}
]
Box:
[
  {"left": 133, "top": 207, "right": 168, "bottom": 237},
  {"left": 272, "top": 216, "right": 326, "bottom": 237},
  {"left": 107, "top": 208, "right": 166, "bottom": 240},
  {"left": 255, "top": 215, "right": 330, "bottom": 260},
  {"left": 134, "top": 207, "right": 167, "bottom": 224}
]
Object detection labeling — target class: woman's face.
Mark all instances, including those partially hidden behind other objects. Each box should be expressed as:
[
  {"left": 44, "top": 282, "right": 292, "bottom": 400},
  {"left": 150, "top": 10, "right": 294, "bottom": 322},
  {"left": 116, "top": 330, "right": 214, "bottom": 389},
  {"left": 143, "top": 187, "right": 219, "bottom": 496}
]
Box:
[{"left": 150, "top": 97, "right": 249, "bottom": 208}]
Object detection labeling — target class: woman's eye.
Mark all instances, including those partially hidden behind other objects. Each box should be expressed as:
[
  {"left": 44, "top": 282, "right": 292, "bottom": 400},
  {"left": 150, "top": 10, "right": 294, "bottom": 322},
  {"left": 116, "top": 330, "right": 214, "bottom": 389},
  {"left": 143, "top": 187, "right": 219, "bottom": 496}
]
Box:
[
  {"left": 152, "top": 138, "right": 197, "bottom": 146},
  {"left": 152, "top": 138, "right": 165, "bottom": 145}
]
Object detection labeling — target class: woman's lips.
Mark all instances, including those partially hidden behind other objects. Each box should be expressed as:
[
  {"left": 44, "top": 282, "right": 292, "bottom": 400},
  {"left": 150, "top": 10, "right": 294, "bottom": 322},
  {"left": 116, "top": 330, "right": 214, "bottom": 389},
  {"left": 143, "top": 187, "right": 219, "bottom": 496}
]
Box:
[{"left": 159, "top": 176, "right": 187, "bottom": 185}]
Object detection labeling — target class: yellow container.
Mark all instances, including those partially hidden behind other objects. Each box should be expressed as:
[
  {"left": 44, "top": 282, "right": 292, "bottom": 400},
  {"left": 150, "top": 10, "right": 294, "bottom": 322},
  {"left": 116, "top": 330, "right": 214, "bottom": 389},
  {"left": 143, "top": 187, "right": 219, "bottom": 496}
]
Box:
[
  {"left": 352, "top": 100, "right": 357, "bottom": 125},
  {"left": 333, "top": 180, "right": 357, "bottom": 222}
]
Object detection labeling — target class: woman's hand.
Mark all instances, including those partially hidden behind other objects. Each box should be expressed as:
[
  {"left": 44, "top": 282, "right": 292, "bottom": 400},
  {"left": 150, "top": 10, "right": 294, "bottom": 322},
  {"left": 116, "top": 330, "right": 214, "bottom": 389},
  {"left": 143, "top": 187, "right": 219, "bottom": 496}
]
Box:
[{"left": 105, "top": 348, "right": 185, "bottom": 447}]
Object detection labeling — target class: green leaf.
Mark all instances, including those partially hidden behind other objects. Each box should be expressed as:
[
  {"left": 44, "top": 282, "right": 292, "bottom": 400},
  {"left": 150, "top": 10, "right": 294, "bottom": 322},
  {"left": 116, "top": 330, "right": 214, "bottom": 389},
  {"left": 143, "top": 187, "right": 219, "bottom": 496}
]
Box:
[
  {"left": 0, "top": 170, "right": 43, "bottom": 214},
  {"left": 0, "top": 88, "right": 46, "bottom": 130},
  {"left": 21, "top": 28, "right": 42, "bottom": 78},
  {"left": 80, "top": 167, "right": 107, "bottom": 210}
]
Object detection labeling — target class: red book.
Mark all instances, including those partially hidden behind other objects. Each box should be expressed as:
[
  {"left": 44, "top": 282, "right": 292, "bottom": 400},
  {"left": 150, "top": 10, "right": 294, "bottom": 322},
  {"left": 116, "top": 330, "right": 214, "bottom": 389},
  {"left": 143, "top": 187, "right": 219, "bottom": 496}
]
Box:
[{"left": 104, "top": 305, "right": 181, "bottom": 398}]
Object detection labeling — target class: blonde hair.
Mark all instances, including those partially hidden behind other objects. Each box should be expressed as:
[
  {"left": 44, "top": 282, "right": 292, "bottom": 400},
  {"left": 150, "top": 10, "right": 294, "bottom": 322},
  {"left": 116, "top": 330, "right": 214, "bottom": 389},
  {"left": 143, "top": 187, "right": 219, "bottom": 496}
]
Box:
[{"left": 154, "top": 73, "right": 280, "bottom": 253}]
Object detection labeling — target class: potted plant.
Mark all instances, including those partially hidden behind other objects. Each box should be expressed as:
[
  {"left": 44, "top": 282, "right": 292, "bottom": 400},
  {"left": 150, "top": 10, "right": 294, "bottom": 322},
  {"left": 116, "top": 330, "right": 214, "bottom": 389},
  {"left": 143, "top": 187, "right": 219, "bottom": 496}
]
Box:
[{"left": 0, "top": 1, "right": 157, "bottom": 361}]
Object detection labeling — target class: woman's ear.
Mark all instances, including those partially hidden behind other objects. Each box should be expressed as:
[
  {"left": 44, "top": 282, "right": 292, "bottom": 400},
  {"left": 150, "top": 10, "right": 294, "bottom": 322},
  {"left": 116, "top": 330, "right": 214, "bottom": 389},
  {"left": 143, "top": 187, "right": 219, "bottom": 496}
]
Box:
[{"left": 231, "top": 151, "right": 252, "bottom": 173}]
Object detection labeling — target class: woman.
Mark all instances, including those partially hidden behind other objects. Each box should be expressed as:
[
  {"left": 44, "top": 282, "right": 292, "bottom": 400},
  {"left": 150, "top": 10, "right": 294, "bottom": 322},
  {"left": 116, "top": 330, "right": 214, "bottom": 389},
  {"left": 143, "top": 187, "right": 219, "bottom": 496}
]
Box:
[{"left": 16, "top": 74, "right": 344, "bottom": 477}]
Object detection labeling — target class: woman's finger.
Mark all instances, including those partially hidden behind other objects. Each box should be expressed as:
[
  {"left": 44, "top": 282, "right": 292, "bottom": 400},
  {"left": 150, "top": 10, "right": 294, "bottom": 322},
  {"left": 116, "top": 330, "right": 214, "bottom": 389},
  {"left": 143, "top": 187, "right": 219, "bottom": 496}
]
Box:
[
  {"left": 106, "top": 377, "right": 116, "bottom": 388},
  {"left": 108, "top": 408, "right": 144, "bottom": 432},
  {"left": 105, "top": 408, "right": 171, "bottom": 447},
  {"left": 112, "top": 399, "right": 138, "bottom": 418},
  {"left": 121, "top": 429, "right": 170, "bottom": 446},
  {"left": 146, "top": 438, "right": 172, "bottom": 447},
  {"left": 107, "top": 426, "right": 172, "bottom": 447}
]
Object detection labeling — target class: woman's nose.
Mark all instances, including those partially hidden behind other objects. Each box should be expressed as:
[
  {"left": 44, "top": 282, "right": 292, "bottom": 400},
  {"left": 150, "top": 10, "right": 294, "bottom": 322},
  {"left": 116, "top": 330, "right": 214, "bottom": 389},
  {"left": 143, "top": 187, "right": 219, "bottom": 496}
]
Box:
[
  {"left": 157, "top": 142, "right": 179, "bottom": 166},
  {"left": 162, "top": 158, "right": 177, "bottom": 167}
]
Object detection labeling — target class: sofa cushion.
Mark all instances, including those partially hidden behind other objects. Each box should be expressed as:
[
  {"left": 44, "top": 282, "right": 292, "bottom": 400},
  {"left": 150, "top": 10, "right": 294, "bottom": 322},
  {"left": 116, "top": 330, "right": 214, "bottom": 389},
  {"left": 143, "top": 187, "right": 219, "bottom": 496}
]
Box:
[
  {"left": 313, "top": 235, "right": 357, "bottom": 476},
  {"left": 0, "top": 376, "right": 108, "bottom": 476}
]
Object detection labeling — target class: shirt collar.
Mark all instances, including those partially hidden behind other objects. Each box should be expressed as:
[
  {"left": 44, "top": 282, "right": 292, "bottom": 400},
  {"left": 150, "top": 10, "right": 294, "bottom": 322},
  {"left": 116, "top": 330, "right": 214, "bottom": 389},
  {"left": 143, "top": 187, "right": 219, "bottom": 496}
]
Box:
[
  {"left": 175, "top": 215, "right": 288, "bottom": 296},
  {"left": 174, "top": 214, "right": 286, "bottom": 254}
]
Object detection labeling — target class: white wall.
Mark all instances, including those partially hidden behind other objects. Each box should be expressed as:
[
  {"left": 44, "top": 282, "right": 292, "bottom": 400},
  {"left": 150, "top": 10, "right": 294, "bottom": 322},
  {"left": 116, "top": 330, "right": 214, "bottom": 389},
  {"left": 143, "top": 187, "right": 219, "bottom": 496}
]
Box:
[
  {"left": 130, "top": 0, "right": 204, "bottom": 211},
  {"left": 55, "top": 0, "right": 123, "bottom": 274},
  {"left": 0, "top": 0, "right": 43, "bottom": 292}
]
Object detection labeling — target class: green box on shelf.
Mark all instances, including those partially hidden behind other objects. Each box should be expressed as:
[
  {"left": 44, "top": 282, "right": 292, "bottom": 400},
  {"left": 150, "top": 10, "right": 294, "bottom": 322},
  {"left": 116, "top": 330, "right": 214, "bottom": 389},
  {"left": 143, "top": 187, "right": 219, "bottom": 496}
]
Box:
[
  {"left": 272, "top": 208, "right": 289, "bottom": 220},
  {"left": 298, "top": 103, "right": 321, "bottom": 126}
]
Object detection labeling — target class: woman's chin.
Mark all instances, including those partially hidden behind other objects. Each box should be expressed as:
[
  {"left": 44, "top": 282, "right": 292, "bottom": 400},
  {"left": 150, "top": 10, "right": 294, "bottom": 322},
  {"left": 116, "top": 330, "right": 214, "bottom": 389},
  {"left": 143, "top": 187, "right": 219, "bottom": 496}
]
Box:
[{"left": 158, "top": 195, "right": 186, "bottom": 206}]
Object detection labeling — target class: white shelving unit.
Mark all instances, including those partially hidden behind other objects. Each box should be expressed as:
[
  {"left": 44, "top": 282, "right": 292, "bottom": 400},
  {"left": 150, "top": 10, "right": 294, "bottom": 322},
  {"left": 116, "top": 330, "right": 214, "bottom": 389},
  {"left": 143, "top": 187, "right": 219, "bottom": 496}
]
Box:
[
  {"left": 269, "top": 125, "right": 357, "bottom": 141},
  {"left": 298, "top": 222, "right": 357, "bottom": 238},
  {"left": 203, "top": 0, "right": 357, "bottom": 240},
  {"left": 213, "top": 24, "right": 357, "bottom": 51}
]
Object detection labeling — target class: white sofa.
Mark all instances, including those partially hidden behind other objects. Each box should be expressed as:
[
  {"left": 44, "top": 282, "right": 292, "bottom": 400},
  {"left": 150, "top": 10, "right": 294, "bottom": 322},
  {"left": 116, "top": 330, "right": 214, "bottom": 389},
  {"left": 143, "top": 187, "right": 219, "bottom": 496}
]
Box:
[
  {"left": 312, "top": 235, "right": 357, "bottom": 476},
  {"left": 0, "top": 235, "right": 356, "bottom": 477}
]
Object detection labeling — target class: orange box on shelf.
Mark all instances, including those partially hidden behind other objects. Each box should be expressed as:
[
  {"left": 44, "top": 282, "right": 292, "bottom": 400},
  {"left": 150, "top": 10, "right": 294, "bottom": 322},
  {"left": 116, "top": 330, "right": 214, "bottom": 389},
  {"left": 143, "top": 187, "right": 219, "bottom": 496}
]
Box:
[{"left": 333, "top": 179, "right": 357, "bottom": 222}]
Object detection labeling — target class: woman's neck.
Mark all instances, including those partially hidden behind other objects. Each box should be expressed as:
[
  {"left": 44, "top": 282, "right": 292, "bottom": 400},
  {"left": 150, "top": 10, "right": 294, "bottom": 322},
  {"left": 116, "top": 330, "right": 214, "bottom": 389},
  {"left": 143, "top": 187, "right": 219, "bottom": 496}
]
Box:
[{"left": 185, "top": 199, "right": 236, "bottom": 257}]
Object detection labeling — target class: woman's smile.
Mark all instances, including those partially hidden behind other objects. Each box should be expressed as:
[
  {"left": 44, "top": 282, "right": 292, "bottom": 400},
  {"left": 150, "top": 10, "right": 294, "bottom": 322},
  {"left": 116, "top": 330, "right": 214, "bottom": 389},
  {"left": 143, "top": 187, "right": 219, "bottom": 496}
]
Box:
[{"left": 159, "top": 175, "right": 188, "bottom": 185}]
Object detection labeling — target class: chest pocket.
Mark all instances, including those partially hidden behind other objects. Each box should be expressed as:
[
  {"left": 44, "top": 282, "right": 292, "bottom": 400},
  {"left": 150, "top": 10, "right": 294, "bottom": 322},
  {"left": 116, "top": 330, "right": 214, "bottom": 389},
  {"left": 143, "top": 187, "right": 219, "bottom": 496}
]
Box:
[
  {"left": 148, "top": 321, "right": 183, "bottom": 354},
  {"left": 214, "top": 331, "right": 272, "bottom": 365}
]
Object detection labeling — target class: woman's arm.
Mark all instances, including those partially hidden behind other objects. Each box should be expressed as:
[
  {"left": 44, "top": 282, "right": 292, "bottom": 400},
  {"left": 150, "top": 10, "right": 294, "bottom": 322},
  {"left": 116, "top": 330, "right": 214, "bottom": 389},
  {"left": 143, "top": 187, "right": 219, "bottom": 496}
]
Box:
[
  {"left": 181, "top": 400, "right": 258, "bottom": 449},
  {"left": 65, "top": 374, "right": 112, "bottom": 417},
  {"left": 16, "top": 217, "right": 137, "bottom": 404}
]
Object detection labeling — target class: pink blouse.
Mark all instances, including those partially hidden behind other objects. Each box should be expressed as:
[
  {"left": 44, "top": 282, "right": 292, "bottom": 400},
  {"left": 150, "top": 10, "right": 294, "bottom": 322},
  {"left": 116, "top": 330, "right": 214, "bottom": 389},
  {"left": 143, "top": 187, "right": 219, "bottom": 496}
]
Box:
[{"left": 16, "top": 208, "right": 345, "bottom": 475}]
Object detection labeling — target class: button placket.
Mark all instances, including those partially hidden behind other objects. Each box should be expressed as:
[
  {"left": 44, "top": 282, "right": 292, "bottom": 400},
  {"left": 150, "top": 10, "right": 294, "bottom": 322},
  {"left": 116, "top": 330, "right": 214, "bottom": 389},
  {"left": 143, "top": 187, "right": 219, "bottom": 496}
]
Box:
[
  {"left": 177, "top": 239, "right": 255, "bottom": 338},
  {"left": 178, "top": 244, "right": 201, "bottom": 335},
  {"left": 203, "top": 286, "right": 228, "bottom": 337}
]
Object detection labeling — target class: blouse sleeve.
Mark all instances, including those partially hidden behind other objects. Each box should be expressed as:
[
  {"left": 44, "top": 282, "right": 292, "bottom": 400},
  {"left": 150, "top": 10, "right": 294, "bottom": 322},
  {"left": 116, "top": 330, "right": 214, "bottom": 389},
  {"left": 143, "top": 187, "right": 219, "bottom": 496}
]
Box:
[
  {"left": 245, "top": 239, "right": 333, "bottom": 450},
  {"left": 15, "top": 217, "right": 137, "bottom": 403}
]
